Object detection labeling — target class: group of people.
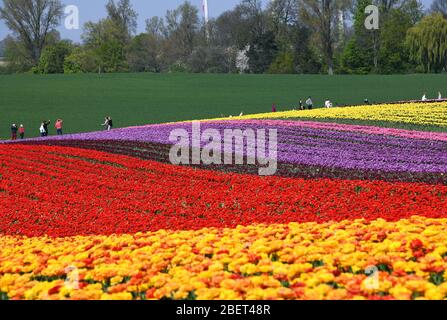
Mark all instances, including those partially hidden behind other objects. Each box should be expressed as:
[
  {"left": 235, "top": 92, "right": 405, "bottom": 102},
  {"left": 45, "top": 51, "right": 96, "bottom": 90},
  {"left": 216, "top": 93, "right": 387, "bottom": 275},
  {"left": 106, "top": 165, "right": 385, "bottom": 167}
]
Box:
[
  {"left": 298, "top": 97, "right": 315, "bottom": 110},
  {"left": 12, "top": 119, "right": 64, "bottom": 140},
  {"left": 38, "top": 119, "right": 64, "bottom": 137},
  {"left": 10, "top": 124, "right": 25, "bottom": 140},
  {"left": 271, "top": 97, "right": 315, "bottom": 113},
  {"left": 8, "top": 116, "right": 114, "bottom": 140},
  {"left": 422, "top": 92, "right": 443, "bottom": 101}
]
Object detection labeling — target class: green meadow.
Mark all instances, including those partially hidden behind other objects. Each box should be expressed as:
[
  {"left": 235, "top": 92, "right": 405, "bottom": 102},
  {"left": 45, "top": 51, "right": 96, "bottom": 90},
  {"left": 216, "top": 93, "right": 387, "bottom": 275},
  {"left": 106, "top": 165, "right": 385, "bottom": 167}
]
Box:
[{"left": 0, "top": 73, "right": 445, "bottom": 138}]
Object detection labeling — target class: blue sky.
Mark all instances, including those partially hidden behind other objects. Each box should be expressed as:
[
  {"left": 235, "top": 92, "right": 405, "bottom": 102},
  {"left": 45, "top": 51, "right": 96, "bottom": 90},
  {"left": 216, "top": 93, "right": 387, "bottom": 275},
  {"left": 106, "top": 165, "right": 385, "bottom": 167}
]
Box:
[
  {"left": 0, "top": 0, "right": 434, "bottom": 42},
  {"left": 0, "top": 0, "right": 247, "bottom": 42}
]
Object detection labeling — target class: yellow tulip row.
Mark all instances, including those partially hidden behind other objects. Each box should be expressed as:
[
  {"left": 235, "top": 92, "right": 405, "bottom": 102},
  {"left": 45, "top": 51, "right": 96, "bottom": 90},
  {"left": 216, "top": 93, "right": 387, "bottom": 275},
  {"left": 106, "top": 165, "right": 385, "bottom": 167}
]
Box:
[
  {"left": 194, "top": 102, "right": 447, "bottom": 127},
  {"left": 1, "top": 216, "right": 446, "bottom": 300}
]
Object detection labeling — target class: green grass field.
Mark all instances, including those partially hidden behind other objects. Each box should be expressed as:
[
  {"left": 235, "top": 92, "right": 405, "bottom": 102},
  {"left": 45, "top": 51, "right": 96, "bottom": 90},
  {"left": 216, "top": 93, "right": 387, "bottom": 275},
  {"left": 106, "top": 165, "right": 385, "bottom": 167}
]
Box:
[{"left": 0, "top": 73, "right": 445, "bottom": 138}]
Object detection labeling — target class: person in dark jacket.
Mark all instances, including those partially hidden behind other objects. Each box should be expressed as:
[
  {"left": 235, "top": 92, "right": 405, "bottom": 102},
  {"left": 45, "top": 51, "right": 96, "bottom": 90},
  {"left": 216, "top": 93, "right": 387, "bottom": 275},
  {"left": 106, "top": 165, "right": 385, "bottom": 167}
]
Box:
[
  {"left": 43, "top": 120, "right": 51, "bottom": 136},
  {"left": 107, "top": 117, "right": 113, "bottom": 130},
  {"left": 11, "top": 124, "right": 18, "bottom": 140}
]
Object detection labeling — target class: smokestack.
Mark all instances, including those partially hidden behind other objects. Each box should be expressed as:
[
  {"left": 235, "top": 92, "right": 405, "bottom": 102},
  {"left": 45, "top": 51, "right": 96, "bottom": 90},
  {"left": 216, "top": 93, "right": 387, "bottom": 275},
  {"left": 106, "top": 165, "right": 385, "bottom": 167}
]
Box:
[{"left": 203, "top": 0, "right": 209, "bottom": 24}]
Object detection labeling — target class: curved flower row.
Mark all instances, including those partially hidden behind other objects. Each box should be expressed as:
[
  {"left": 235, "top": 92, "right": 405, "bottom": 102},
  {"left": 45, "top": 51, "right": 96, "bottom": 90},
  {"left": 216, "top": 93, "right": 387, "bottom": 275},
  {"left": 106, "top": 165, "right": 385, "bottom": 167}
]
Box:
[
  {"left": 236, "top": 120, "right": 447, "bottom": 141},
  {"left": 25, "top": 138, "right": 447, "bottom": 185},
  {"left": 1, "top": 217, "right": 446, "bottom": 300},
  {"left": 1, "top": 144, "right": 447, "bottom": 237},
  {"left": 10, "top": 120, "right": 447, "bottom": 175},
  {"left": 192, "top": 102, "right": 447, "bottom": 128}
]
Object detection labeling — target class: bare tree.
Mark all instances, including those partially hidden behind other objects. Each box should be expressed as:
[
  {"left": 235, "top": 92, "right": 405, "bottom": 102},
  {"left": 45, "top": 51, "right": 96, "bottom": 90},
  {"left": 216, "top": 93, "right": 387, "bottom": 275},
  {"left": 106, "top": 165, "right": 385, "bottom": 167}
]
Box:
[
  {"left": 0, "top": 0, "right": 63, "bottom": 65},
  {"left": 146, "top": 16, "right": 167, "bottom": 38}
]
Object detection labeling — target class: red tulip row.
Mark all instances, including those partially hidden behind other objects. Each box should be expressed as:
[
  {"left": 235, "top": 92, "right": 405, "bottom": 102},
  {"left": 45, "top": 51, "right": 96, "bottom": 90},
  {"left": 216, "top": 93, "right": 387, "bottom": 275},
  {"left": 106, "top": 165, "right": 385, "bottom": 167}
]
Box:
[
  {"left": 1, "top": 144, "right": 446, "bottom": 237},
  {"left": 22, "top": 139, "right": 447, "bottom": 185}
]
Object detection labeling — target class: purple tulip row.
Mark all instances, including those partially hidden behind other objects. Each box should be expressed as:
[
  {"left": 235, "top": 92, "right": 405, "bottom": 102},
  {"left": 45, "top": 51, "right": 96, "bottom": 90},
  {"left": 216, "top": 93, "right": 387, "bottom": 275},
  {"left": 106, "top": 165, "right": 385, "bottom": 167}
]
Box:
[{"left": 8, "top": 120, "right": 447, "bottom": 174}]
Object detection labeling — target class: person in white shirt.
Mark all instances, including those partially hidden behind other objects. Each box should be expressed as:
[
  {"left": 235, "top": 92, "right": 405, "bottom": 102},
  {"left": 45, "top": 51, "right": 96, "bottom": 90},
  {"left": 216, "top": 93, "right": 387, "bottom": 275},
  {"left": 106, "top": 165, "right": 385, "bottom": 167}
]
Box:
[
  {"left": 39, "top": 123, "right": 46, "bottom": 137},
  {"left": 325, "top": 100, "right": 333, "bottom": 108},
  {"left": 422, "top": 93, "right": 427, "bottom": 101},
  {"left": 306, "top": 97, "right": 313, "bottom": 110},
  {"left": 438, "top": 92, "right": 442, "bottom": 100}
]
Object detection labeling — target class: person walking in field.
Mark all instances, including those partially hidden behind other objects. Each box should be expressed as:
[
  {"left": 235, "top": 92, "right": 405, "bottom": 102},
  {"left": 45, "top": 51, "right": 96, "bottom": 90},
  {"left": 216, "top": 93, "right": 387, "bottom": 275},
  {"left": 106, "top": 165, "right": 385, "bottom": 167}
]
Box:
[
  {"left": 306, "top": 97, "right": 313, "bottom": 110},
  {"left": 11, "top": 124, "right": 18, "bottom": 140},
  {"left": 19, "top": 124, "right": 25, "bottom": 139},
  {"left": 272, "top": 104, "right": 277, "bottom": 113},
  {"left": 438, "top": 92, "right": 442, "bottom": 100},
  {"left": 298, "top": 100, "right": 304, "bottom": 110},
  {"left": 422, "top": 93, "right": 427, "bottom": 101},
  {"left": 55, "top": 119, "right": 64, "bottom": 135}
]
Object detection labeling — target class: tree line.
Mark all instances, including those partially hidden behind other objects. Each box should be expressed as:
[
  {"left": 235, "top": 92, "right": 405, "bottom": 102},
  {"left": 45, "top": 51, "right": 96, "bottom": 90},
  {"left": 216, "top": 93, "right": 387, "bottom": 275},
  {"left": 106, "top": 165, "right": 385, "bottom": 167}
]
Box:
[{"left": 0, "top": 0, "right": 446, "bottom": 75}]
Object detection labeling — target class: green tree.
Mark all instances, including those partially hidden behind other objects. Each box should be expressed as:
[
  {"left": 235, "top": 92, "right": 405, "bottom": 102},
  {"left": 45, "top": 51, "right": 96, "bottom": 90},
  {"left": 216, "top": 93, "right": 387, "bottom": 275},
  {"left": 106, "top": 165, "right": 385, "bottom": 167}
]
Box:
[
  {"left": 406, "top": 13, "right": 447, "bottom": 73},
  {"left": 37, "top": 40, "right": 73, "bottom": 74},
  {"left": 378, "top": 8, "right": 413, "bottom": 73},
  {"left": 106, "top": 0, "right": 138, "bottom": 45},
  {"left": 126, "top": 33, "right": 162, "bottom": 72},
  {"left": 165, "top": 1, "right": 200, "bottom": 61},
  {"left": 341, "top": 0, "right": 375, "bottom": 74},
  {"left": 82, "top": 19, "right": 128, "bottom": 73},
  {"left": 268, "top": 51, "right": 295, "bottom": 74},
  {"left": 247, "top": 31, "right": 278, "bottom": 73},
  {"left": 300, "top": 0, "right": 351, "bottom": 75},
  {"left": 266, "top": 0, "right": 299, "bottom": 51},
  {"left": 63, "top": 47, "right": 97, "bottom": 74}
]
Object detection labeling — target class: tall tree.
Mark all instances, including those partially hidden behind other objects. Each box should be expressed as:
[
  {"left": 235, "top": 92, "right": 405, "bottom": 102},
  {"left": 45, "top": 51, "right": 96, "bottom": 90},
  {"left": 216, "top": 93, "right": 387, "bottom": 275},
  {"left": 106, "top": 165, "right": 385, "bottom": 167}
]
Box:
[
  {"left": 106, "top": 0, "right": 138, "bottom": 45},
  {"left": 0, "top": 0, "right": 63, "bottom": 65},
  {"left": 247, "top": 30, "right": 278, "bottom": 73},
  {"left": 431, "top": 0, "right": 447, "bottom": 18},
  {"left": 82, "top": 19, "right": 127, "bottom": 73},
  {"left": 341, "top": 0, "right": 375, "bottom": 73},
  {"left": 165, "top": 1, "right": 200, "bottom": 61},
  {"left": 300, "top": 0, "right": 351, "bottom": 75},
  {"left": 267, "top": 0, "right": 300, "bottom": 49},
  {"left": 378, "top": 7, "right": 413, "bottom": 73},
  {"left": 37, "top": 39, "right": 73, "bottom": 74},
  {"left": 406, "top": 13, "right": 447, "bottom": 72},
  {"left": 146, "top": 16, "right": 166, "bottom": 38},
  {"left": 213, "top": 7, "right": 250, "bottom": 48},
  {"left": 127, "top": 33, "right": 162, "bottom": 73},
  {"left": 240, "top": 0, "right": 268, "bottom": 37}
]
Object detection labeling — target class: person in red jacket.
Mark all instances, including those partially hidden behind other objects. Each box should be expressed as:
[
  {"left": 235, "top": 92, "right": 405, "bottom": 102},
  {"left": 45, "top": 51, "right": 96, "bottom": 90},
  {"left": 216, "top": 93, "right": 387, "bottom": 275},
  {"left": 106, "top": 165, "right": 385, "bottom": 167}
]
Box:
[
  {"left": 19, "top": 124, "right": 25, "bottom": 139},
  {"left": 55, "top": 119, "right": 64, "bottom": 135}
]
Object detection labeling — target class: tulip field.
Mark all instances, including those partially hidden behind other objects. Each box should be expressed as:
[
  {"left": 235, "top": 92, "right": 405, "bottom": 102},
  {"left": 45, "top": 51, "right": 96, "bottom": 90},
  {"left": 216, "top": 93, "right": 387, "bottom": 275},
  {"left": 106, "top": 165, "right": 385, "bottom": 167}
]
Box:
[{"left": 1, "top": 101, "right": 447, "bottom": 300}]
